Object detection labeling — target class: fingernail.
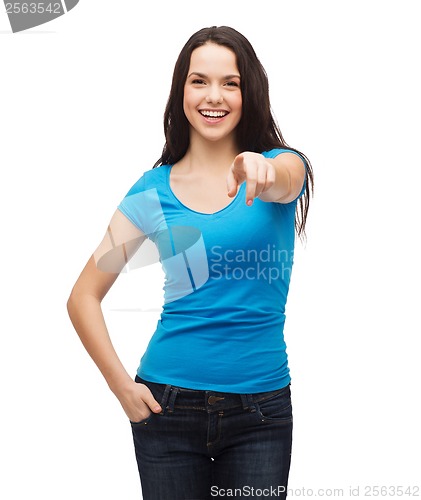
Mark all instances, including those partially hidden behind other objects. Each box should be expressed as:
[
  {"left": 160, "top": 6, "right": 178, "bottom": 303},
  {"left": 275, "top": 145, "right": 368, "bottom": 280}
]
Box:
[
  {"left": 154, "top": 405, "right": 161, "bottom": 412},
  {"left": 247, "top": 199, "right": 253, "bottom": 206}
]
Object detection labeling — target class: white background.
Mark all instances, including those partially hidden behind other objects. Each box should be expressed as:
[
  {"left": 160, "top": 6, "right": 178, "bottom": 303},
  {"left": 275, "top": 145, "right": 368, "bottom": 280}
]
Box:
[{"left": 1, "top": 1, "right": 420, "bottom": 498}]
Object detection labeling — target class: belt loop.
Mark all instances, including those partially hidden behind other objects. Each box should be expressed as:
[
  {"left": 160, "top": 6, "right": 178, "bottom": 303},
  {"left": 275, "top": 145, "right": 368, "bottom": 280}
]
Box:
[
  {"left": 165, "top": 386, "right": 179, "bottom": 413},
  {"left": 159, "top": 384, "right": 172, "bottom": 415},
  {"left": 240, "top": 393, "right": 256, "bottom": 412}
]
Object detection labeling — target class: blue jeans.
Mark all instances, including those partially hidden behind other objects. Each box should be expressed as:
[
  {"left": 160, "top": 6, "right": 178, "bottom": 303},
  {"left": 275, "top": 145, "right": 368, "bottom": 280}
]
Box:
[{"left": 130, "top": 376, "right": 293, "bottom": 500}]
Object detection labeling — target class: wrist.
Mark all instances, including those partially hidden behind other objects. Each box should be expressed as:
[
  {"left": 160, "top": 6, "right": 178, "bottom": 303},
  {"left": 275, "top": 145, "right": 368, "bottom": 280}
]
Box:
[{"left": 106, "top": 372, "right": 134, "bottom": 396}]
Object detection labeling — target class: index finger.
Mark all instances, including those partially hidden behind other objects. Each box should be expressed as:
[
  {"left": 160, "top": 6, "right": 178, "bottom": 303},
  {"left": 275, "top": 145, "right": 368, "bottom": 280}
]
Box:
[{"left": 245, "top": 174, "right": 257, "bottom": 206}]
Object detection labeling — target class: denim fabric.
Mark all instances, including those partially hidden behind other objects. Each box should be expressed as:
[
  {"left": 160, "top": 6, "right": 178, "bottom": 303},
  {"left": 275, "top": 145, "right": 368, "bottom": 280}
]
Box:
[{"left": 130, "top": 376, "right": 293, "bottom": 500}]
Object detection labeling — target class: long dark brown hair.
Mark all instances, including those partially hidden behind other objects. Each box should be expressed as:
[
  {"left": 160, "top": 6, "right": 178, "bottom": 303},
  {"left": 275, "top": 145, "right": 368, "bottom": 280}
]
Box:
[{"left": 154, "top": 26, "right": 314, "bottom": 239}]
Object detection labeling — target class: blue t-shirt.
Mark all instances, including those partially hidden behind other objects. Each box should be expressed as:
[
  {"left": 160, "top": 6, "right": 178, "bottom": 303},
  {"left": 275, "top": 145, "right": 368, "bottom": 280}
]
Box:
[{"left": 117, "top": 148, "right": 305, "bottom": 393}]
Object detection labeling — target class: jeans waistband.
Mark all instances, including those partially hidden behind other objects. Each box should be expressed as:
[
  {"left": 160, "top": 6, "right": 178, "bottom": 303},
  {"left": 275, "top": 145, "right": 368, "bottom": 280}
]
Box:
[{"left": 135, "top": 376, "right": 291, "bottom": 414}]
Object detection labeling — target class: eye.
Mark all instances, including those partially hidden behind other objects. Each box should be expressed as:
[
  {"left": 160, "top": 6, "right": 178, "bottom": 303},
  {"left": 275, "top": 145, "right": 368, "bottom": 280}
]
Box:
[
  {"left": 225, "top": 81, "right": 240, "bottom": 87},
  {"left": 192, "top": 79, "right": 206, "bottom": 85}
]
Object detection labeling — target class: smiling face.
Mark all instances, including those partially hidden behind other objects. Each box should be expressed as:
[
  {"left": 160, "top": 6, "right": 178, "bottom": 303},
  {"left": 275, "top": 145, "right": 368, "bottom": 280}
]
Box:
[{"left": 183, "top": 43, "right": 242, "bottom": 147}]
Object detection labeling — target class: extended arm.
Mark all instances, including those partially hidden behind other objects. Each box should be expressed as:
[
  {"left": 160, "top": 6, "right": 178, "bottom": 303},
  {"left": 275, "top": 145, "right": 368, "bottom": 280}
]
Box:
[{"left": 227, "top": 151, "right": 306, "bottom": 205}]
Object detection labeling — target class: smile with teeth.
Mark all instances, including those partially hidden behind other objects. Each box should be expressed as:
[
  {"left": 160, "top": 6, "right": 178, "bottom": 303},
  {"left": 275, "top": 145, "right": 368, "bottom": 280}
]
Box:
[{"left": 199, "top": 110, "right": 229, "bottom": 118}]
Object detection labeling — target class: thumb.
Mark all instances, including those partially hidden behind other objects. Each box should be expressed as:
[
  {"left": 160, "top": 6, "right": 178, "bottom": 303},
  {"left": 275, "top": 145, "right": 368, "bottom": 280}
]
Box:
[{"left": 144, "top": 393, "right": 162, "bottom": 413}]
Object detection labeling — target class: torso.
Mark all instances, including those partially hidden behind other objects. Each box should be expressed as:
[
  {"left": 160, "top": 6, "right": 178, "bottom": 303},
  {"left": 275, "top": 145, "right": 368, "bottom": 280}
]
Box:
[{"left": 117, "top": 148, "right": 297, "bottom": 392}]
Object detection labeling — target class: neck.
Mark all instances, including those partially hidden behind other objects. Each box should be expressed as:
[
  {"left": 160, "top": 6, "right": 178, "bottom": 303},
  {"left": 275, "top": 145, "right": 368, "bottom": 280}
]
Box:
[{"left": 181, "top": 133, "right": 240, "bottom": 174}]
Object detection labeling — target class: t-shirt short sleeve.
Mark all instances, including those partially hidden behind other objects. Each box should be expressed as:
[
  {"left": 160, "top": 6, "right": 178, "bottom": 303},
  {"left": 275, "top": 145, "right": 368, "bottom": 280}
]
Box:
[
  {"left": 117, "top": 170, "right": 169, "bottom": 236},
  {"left": 117, "top": 174, "right": 147, "bottom": 233}
]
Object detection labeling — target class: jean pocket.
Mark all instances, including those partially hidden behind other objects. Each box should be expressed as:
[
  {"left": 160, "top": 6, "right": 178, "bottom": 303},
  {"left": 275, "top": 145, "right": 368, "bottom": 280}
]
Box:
[
  {"left": 130, "top": 411, "right": 155, "bottom": 427},
  {"left": 254, "top": 385, "right": 293, "bottom": 423}
]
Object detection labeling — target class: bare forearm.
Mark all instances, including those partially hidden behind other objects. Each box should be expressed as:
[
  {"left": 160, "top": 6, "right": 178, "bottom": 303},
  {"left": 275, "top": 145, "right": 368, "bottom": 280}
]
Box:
[
  {"left": 258, "top": 158, "right": 291, "bottom": 202},
  {"left": 67, "top": 293, "right": 132, "bottom": 394},
  {"left": 259, "top": 153, "right": 305, "bottom": 204}
]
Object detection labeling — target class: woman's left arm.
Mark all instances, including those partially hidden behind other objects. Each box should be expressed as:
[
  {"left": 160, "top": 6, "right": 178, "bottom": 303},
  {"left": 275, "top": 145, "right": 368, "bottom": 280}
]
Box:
[{"left": 227, "top": 151, "right": 306, "bottom": 205}]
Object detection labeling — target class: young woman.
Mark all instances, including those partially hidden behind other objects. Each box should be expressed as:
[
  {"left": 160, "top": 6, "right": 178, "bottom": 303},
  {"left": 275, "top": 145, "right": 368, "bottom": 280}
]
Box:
[{"left": 67, "top": 26, "right": 313, "bottom": 500}]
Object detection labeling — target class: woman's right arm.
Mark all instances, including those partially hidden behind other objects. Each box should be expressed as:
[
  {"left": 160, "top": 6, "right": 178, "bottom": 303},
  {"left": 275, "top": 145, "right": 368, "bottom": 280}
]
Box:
[{"left": 66, "top": 209, "right": 162, "bottom": 422}]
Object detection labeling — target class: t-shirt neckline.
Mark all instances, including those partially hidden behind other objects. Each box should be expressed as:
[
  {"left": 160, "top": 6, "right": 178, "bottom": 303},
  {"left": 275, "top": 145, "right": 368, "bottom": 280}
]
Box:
[{"left": 166, "top": 164, "right": 245, "bottom": 216}]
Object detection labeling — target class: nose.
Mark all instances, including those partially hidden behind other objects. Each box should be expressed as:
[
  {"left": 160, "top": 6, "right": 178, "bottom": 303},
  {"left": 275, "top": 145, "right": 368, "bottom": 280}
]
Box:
[{"left": 206, "top": 85, "right": 223, "bottom": 104}]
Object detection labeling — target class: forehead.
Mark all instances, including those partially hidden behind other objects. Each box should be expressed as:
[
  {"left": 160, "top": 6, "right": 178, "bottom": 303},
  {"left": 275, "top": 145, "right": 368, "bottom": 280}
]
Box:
[{"left": 188, "top": 43, "right": 239, "bottom": 75}]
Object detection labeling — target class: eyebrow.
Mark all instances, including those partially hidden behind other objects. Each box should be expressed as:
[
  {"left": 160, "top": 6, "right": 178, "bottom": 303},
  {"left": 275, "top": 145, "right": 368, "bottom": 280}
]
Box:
[{"left": 187, "top": 72, "right": 241, "bottom": 80}]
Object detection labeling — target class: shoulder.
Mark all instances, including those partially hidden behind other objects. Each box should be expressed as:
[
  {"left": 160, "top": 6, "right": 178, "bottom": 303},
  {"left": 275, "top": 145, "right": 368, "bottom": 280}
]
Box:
[
  {"left": 117, "top": 165, "right": 171, "bottom": 234},
  {"left": 124, "top": 165, "right": 169, "bottom": 197}
]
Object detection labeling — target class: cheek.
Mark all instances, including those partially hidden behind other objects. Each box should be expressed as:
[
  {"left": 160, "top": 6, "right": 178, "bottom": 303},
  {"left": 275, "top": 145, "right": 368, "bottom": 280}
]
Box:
[
  {"left": 182, "top": 96, "right": 192, "bottom": 122},
  {"left": 237, "top": 94, "right": 243, "bottom": 111},
  {"left": 183, "top": 86, "right": 195, "bottom": 107},
  {"left": 232, "top": 93, "right": 242, "bottom": 115},
  {"left": 183, "top": 88, "right": 197, "bottom": 120},
  {"left": 233, "top": 94, "right": 243, "bottom": 121}
]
